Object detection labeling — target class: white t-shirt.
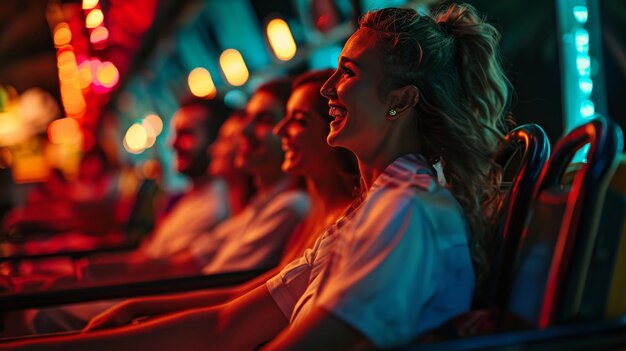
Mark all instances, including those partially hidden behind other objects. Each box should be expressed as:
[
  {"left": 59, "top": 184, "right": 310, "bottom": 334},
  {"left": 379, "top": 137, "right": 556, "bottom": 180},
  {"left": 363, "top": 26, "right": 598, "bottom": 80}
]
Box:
[
  {"left": 142, "top": 178, "right": 230, "bottom": 259},
  {"left": 193, "top": 179, "right": 310, "bottom": 274},
  {"left": 267, "top": 154, "right": 474, "bottom": 348}
]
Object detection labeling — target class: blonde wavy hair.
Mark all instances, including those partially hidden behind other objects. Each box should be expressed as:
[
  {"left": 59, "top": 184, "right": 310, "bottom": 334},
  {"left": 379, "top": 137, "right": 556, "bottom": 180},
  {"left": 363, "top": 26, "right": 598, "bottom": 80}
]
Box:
[{"left": 360, "top": 3, "right": 513, "bottom": 297}]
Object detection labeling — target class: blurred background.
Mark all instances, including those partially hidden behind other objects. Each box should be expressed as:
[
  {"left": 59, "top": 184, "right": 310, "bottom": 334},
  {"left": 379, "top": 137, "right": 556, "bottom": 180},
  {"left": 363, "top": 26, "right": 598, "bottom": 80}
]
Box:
[{"left": 0, "top": 0, "right": 624, "bottom": 216}]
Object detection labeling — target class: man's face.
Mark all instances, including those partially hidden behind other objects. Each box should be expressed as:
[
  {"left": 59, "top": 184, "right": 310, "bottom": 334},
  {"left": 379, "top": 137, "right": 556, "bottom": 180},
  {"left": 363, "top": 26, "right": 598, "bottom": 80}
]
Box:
[
  {"left": 169, "top": 105, "right": 212, "bottom": 178},
  {"left": 235, "top": 91, "right": 285, "bottom": 175}
]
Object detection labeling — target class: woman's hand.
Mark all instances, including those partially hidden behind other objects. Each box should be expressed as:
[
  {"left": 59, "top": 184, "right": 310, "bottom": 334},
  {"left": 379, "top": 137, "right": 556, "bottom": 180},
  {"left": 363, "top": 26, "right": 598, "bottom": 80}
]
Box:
[{"left": 83, "top": 300, "right": 140, "bottom": 332}]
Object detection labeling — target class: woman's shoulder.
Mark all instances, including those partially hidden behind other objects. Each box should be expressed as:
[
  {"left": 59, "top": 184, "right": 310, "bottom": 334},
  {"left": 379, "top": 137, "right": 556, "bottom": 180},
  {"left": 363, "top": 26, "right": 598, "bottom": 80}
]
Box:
[
  {"left": 262, "top": 189, "right": 311, "bottom": 216},
  {"left": 368, "top": 178, "right": 455, "bottom": 208},
  {"left": 363, "top": 183, "right": 465, "bottom": 231}
]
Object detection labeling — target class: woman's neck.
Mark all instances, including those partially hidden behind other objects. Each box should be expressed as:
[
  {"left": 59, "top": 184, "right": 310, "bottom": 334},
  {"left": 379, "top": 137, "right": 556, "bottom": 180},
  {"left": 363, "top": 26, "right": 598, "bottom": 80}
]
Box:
[
  {"left": 253, "top": 168, "right": 287, "bottom": 194},
  {"left": 358, "top": 119, "right": 421, "bottom": 190},
  {"left": 358, "top": 148, "right": 413, "bottom": 191},
  {"left": 306, "top": 173, "right": 354, "bottom": 228}
]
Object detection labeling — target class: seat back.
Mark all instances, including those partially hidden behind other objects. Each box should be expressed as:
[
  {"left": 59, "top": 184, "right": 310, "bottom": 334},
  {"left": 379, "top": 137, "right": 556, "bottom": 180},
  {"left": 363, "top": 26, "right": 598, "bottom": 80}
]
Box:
[
  {"left": 605, "top": 178, "right": 626, "bottom": 319},
  {"left": 507, "top": 116, "right": 623, "bottom": 329},
  {"left": 576, "top": 155, "right": 626, "bottom": 320},
  {"left": 485, "top": 124, "right": 550, "bottom": 310}
]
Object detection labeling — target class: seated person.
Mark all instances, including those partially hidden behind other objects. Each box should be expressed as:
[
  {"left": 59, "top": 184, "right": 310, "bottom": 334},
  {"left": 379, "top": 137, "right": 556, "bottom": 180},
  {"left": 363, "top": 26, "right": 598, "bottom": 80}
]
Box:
[
  {"left": 134, "top": 98, "right": 239, "bottom": 261},
  {"left": 1, "top": 76, "right": 316, "bottom": 336},
  {"left": 2, "top": 98, "right": 235, "bottom": 282},
  {"left": 23, "top": 69, "right": 360, "bottom": 335},
  {"left": 0, "top": 4, "right": 511, "bottom": 349},
  {"left": 205, "top": 109, "right": 255, "bottom": 216},
  {"left": 82, "top": 77, "right": 312, "bottom": 281}
]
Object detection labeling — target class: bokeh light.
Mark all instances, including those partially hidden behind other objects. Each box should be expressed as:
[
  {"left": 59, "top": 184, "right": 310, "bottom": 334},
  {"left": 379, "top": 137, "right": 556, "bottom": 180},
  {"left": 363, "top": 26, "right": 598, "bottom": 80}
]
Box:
[
  {"left": 124, "top": 124, "right": 148, "bottom": 153},
  {"left": 142, "top": 114, "right": 163, "bottom": 136},
  {"left": 266, "top": 18, "right": 297, "bottom": 61},
  {"left": 48, "top": 118, "right": 81, "bottom": 144},
  {"left": 85, "top": 9, "right": 104, "bottom": 29},
  {"left": 580, "top": 100, "right": 595, "bottom": 118},
  {"left": 90, "top": 26, "right": 109, "bottom": 45},
  {"left": 219, "top": 49, "right": 249, "bottom": 86},
  {"left": 573, "top": 6, "right": 588, "bottom": 24},
  {"left": 77, "top": 61, "right": 93, "bottom": 89},
  {"left": 96, "top": 61, "right": 119, "bottom": 88},
  {"left": 53, "top": 23, "right": 72, "bottom": 47},
  {"left": 82, "top": 0, "right": 99, "bottom": 10},
  {"left": 579, "top": 77, "right": 593, "bottom": 97},
  {"left": 188, "top": 68, "right": 216, "bottom": 98},
  {"left": 141, "top": 114, "right": 163, "bottom": 149}
]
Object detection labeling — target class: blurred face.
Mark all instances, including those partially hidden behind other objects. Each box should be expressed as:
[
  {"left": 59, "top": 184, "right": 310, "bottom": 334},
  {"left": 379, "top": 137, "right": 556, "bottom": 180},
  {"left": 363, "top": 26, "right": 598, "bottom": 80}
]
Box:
[
  {"left": 274, "top": 83, "right": 334, "bottom": 176},
  {"left": 169, "top": 105, "right": 212, "bottom": 177},
  {"left": 320, "top": 28, "right": 389, "bottom": 159},
  {"left": 236, "top": 91, "right": 284, "bottom": 175},
  {"left": 208, "top": 115, "right": 245, "bottom": 177}
]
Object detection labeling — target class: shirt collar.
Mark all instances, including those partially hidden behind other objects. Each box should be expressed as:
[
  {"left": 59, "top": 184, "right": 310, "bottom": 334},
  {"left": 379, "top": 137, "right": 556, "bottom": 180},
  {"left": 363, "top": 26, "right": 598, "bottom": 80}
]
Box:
[{"left": 369, "top": 153, "right": 438, "bottom": 193}]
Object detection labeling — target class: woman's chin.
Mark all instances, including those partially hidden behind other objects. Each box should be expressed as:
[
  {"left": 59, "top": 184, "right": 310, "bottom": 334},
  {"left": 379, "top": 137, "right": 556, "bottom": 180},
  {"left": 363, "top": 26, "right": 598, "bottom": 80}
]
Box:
[
  {"left": 282, "top": 158, "right": 300, "bottom": 175},
  {"left": 327, "top": 130, "right": 344, "bottom": 148}
]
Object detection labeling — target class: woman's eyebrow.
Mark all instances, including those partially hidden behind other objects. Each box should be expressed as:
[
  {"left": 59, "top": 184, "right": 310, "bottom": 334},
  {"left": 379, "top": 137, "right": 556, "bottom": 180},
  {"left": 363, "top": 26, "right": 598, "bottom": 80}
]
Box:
[{"left": 339, "top": 56, "right": 360, "bottom": 68}]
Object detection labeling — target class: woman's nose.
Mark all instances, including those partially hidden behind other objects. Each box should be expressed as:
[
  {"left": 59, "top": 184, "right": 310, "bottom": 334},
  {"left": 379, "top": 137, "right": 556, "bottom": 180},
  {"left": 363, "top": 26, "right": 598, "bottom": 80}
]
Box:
[
  {"left": 320, "top": 72, "right": 338, "bottom": 99},
  {"left": 273, "top": 117, "right": 287, "bottom": 137}
]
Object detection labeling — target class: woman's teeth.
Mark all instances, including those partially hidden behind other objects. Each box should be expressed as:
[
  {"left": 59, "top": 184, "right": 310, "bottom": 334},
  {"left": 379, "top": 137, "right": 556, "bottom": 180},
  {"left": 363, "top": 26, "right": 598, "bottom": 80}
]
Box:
[{"left": 329, "top": 106, "right": 347, "bottom": 118}]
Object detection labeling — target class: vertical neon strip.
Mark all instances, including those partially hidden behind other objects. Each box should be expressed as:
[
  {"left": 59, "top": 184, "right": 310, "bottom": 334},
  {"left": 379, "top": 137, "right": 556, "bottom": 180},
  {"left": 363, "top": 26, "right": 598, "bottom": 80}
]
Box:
[{"left": 556, "top": 0, "right": 607, "bottom": 133}]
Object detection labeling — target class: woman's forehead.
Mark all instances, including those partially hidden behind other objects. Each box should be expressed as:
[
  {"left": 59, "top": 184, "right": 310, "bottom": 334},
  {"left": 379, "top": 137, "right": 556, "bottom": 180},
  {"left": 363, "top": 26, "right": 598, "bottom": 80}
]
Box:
[
  {"left": 246, "top": 91, "right": 282, "bottom": 115},
  {"left": 344, "top": 28, "right": 381, "bottom": 51}
]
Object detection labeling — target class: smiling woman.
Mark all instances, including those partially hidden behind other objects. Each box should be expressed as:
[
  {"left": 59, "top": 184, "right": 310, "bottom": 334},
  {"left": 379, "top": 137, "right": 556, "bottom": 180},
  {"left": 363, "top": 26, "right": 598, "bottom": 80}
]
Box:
[
  {"left": 1, "top": 4, "right": 512, "bottom": 349},
  {"left": 275, "top": 69, "right": 356, "bottom": 180}
]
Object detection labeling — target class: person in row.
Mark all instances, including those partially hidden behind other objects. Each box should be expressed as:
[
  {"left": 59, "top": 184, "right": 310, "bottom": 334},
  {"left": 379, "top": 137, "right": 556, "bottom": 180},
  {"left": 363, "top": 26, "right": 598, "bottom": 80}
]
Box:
[
  {"left": 83, "top": 68, "right": 360, "bottom": 332},
  {"left": 2, "top": 3, "right": 511, "bottom": 349},
  {"left": 16, "top": 70, "right": 360, "bottom": 335},
  {"left": 82, "top": 78, "right": 311, "bottom": 281},
  {"left": 0, "top": 97, "right": 247, "bottom": 336}
]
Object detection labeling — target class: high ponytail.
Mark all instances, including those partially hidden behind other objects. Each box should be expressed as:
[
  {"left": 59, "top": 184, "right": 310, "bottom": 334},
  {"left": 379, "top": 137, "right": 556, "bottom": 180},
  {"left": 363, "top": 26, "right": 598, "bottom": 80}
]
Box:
[
  {"left": 360, "top": 4, "right": 513, "bottom": 300},
  {"left": 434, "top": 4, "right": 511, "bottom": 136}
]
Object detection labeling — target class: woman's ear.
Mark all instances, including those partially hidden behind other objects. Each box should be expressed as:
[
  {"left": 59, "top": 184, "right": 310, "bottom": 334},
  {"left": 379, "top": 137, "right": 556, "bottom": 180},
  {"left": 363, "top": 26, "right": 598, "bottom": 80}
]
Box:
[{"left": 388, "top": 85, "right": 420, "bottom": 115}]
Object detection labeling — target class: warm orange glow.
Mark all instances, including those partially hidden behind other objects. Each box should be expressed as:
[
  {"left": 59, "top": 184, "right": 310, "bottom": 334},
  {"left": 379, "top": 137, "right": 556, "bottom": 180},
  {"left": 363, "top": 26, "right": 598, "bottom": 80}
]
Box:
[
  {"left": 12, "top": 154, "right": 49, "bottom": 184},
  {"left": 60, "top": 83, "right": 86, "bottom": 118},
  {"left": 0, "top": 148, "right": 12, "bottom": 168},
  {"left": 53, "top": 23, "right": 72, "bottom": 47},
  {"left": 57, "top": 50, "right": 77, "bottom": 69},
  {"left": 82, "top": 0, "right": 99, "bottom": 10},
  {"left": 124, "top": 124, "right": 148, "bottom": 152},
  {"left": 188, "top": 68, "right": 216, "bottom": 98},
  {"left": 56, "top": 47, "right": 86, "bottom": 118},
  {"left": 0, "top": 109, "right": 21, "bottom": 143},
  {"left": 77, "top": 62, "right": 93, "bottom": 89},
  {"left": 90, "top": 26, "right": 109, "bottom": 44},
  {"left": 219, "top": 49, "right": 249, "bottom": 86},
  {"left": 141, "top": 159, "right": 161, "bottom": 179},
  {"left": 141, "top": 114, "right": 162, "bottom": 149},
  {"left": 64, "top": 100, "right": 87, "bottom": 118},
  {"left": 266, "top": 18, "right": 297, "bottom": 61},
  {"left": 48, "top": 118, "right": 80, "bottom": 144},
  {"left": 85, "top": 9, "right": 104, "bottom": 29},
  {"left": 96, "top": 61, "right": 119, "bottom": 88},
  {"left": 142, "top": 114, "right": 163, "bottom": 136}
]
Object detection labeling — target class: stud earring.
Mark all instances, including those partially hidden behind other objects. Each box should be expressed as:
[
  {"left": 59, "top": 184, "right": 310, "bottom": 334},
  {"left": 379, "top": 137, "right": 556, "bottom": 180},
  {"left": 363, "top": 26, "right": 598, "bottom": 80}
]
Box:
[{"left": 386, "top": 108, "right": 398, "bottom": 121}]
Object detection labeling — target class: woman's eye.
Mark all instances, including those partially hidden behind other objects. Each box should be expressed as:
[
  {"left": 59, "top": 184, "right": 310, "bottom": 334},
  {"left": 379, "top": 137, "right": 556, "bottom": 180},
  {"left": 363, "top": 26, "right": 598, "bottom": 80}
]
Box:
[
  {"left": 291, "top": 115, "right": 306, "bottom": 126},
  {"left": 340, "top": 65, "right": 354, "bottom": 77}
]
